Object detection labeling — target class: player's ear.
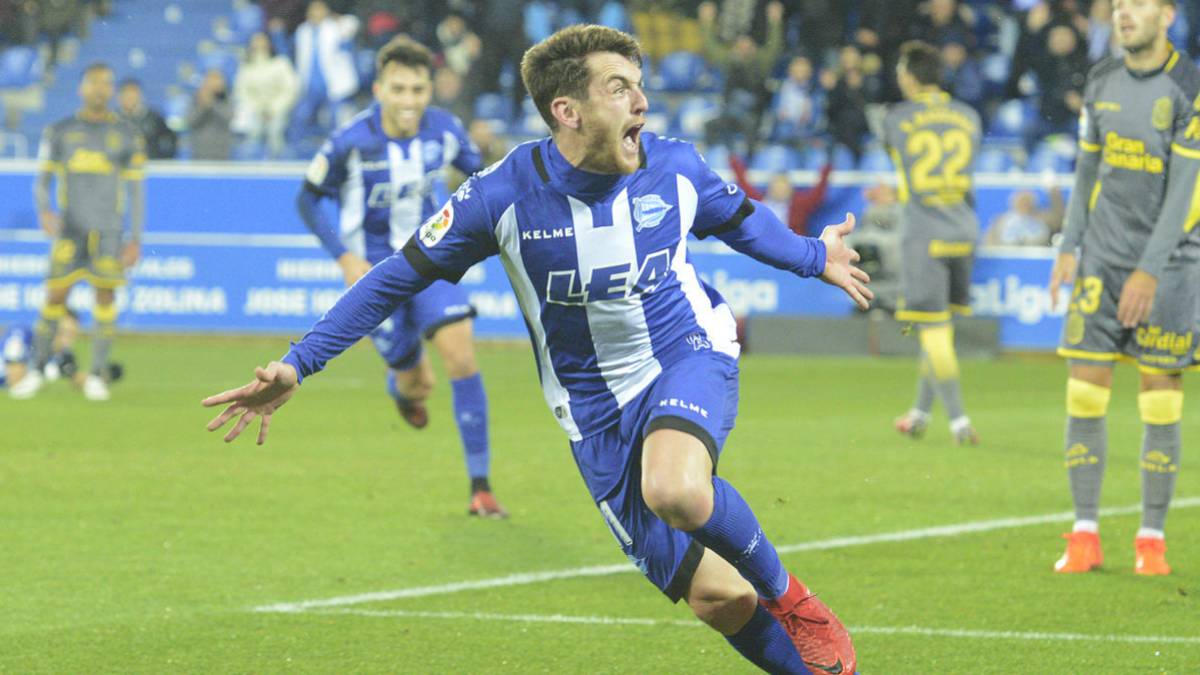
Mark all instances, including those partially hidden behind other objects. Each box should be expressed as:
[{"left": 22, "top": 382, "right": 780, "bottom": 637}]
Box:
[{"left": 550, "top": 96, "right": 580, "bottom": 131}]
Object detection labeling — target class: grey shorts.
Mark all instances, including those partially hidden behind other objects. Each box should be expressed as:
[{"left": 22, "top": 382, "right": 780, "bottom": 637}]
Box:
[
  {"left": 47, "top": 228, "right": 126, "bottom": 290},
  {"left": 896, "top": 236, "right": 974, "bottom": 323},
  {"left": 1058, "top": 256, "right": 1200, "bottom": 372}
]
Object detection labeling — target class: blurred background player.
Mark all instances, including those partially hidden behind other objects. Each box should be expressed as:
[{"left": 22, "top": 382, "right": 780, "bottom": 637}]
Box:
[
  {"left": 881, "top": 40, "right": 982, "bottom": 445},
  {"left": 13, "top": 62, "right": 145, "bottom": 402},
  {"left": 4, "top": 310, "right": 122, "bottom": 395},
  {"left": 1047, "top": 0, "right": 1200, "bottom": 576},
  {"left": 296, "top": 36, "right": 505, "bottom": 518}
]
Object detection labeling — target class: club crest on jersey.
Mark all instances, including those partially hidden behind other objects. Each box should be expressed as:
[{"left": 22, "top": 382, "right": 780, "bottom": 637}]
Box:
[
  {"left": 632, "top": 194, "right": 673, "bottom": 232},
  {"left": 419, "top": 204, "right": 454, "bottom": 247},
  {"left": 1152, "top": 96, "right": 1173, "bottom": 131}
]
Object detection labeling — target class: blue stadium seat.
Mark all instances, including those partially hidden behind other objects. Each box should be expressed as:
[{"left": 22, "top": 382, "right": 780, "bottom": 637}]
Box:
[
  {"left": 1027, "top": 139, "right": 1075, "bottom": 173},
  {"left": 988, "top": 99, "right": 1032, "bottom": 140},
  {"left": 699, "top": 144, "right": 730, "bottom": 173},
  {"left": 827, "top": 144, "right": 857, "bottom": 171},
  {"left": 198, "top": 48, "right": 239, "bottom": 83},
  {"left": 524, "top": 2, "right": 555, "bottom": 44},
  {"left": 474, "top": 93, "right": 512, "bottom": 124},
  {"left": 232, "top": 3, "right": 265, "bottom": 41},
  {"left": 858, "top": 146, "right": 892, "bottom": 173},
  {"left": 596, "top": 1, "right": 629, "bottom": 31},
  {"left": 0, "top": 47, "right": 41, "bottom": 89},
  {"left": 657, "top": 52, "right": 707, "bottom": 92},
  {"left": 355, "top": 48, "right": 376, "bottom": 86},
  {"left": 976, "top": 145, "right": 1016, "bottom": 173},
  {"left": 673, "top": 94, "right": 718, "bottom": 139},
  {"left": 749, "top": 144, "right": 803, "bottom": 173}
]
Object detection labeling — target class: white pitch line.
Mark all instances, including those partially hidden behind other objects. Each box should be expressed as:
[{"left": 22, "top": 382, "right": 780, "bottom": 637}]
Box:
[
  {"left": 311, "top": 608, "right": 1200, "bottom": 646},
  {"left": 252, "top": 497, "right": 1200, "bottom": 614}
]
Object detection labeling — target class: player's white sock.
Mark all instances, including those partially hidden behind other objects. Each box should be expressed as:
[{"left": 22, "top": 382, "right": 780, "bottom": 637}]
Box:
[
  {"left": 1136, "top": 527, "right": 1164, "bottom": 540},
  {"left": 1073, "top": 520, "right": 1099, "bottom": 534}
]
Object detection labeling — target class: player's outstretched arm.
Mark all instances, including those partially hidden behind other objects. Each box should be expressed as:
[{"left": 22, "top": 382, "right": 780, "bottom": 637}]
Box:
[
  {"left": 818, "top": 213, "right": 873, "bottom": 310},
  {"left": 202, "top": 361, "right": 299, "bottom": 444}
]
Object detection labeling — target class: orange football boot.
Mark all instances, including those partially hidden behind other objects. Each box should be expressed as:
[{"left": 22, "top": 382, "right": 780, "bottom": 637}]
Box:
[
  {"left": 1054, "top": 531, "right": 1103, "bottom": 573},
  {"left": 1134, "top": 537, "right": 1171, "bottom": 576},
  {"left": 761, "top": 573, "right": 856, "bottom": 674}
]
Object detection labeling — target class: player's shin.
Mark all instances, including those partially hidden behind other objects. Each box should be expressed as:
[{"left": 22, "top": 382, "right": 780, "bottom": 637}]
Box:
[
  {"left": 91, "top": 302, "right": 117, "bottom": 375},
  {"left": 451, "top": 373, "right": 491, "bottom": 486},
  {"left": 688, "top": 477, "right": 789, "bottom": 600},
  {"left": 1138, "top": 389, "right": 1182, "bottom": 536},
  {"left": 919, "top": 324, "right": 967, "bottom": 422},
  {"left": 1065, "top": 378, "right": 1111, "bottom": 528},
  {"left": 33, "top": 303, "right": 66, "bottom": 368}
]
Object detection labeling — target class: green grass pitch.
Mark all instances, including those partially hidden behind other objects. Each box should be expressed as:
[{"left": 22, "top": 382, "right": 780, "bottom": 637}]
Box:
[{"left": 3, "top": 334, "right": 1198, "bottom": 673}]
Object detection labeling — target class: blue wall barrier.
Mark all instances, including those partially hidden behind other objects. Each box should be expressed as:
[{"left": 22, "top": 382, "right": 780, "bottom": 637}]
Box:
[{"left": 0, "top": 162, "right": 1069, "bottom": 348}]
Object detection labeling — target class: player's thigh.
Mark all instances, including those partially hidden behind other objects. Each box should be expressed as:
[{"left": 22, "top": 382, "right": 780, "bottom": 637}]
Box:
[
  {"left": 370, "top": 305, "right": 422, "bottom": 372},
  {"left": 87, "top": 230, "right": 126, "bottom": 291},
  {"left": 897, "top": 236, "right": 951, "bottom": 322},
  {"left": 578, "top": 427, "right": 706, "bottom": 606},
  {"left": 45, "top": 230, "right": 89, "bottom": 292},
  {"left": 1135, "top": 263, "right": 1200, "bottom": 373},
  {"left": 948, "top": 254, "right": 974, "bottom": 314},
  {"left": 643, "top": 350, "right": 741, "bottom": 473},
  {"left": 414, "top": 281, "right": 478, "bottom": 376},
  {"left": 1059, "top": 256, "right": 1126, "bottom": 363}
]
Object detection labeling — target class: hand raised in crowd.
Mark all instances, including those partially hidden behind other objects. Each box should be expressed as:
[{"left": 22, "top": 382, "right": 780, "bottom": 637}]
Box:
[{"left": 766, "top": 1, "right": 784, "bottom": 24}]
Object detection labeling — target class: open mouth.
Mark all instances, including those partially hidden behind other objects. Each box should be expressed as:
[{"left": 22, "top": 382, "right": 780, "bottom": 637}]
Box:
[{"left": 622, "top": 123, "right": 644, "bottom": 154}]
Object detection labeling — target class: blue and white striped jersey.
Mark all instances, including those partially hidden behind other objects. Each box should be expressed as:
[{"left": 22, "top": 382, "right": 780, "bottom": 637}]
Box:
[
  {"left": 404, "top": 134, "right": 747, "bottom": 440},
  {"left": 304, "top": 103, "right": 482, "bottom": 264}
]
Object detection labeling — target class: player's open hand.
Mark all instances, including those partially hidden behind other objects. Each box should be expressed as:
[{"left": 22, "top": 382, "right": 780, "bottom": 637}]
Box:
[
  {"left": 819, "top": 212, "right": 873, "bottom": 310},
  {"left": 1117, "top": 269, "right": 1157, "bottom": 328},
  {"left": 39, "top": 211, "right": 61, "bottom": 237},
  {"left": 1048, "top": 252, "right": 1077, "bottom": 311},
  {"left": 121, "top": 241, "right": 141, "bottom": 269},
  {"left": 202, "top": 361, "right": 299, "bottom": 444}
]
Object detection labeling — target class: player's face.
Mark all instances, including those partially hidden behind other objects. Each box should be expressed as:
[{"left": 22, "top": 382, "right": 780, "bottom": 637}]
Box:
[
  {"left": 79, "top": 68, "right": 115, "bottom": 113},
  {"left": 374, "top": 62, "right": 432, "bottom": 137},
  {"left": 1113, "top": 0, "right": 1173, "bottom": 53},
  {"left": 572, "top": 52, "right": 647, "bottom": 175}
]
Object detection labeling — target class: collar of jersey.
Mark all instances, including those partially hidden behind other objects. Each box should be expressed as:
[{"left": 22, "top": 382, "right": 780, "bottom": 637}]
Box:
[
  {"left": 1124, "top": 46, "right": 1179, "bottom": 80},
  {"left": 541, "top": 138, "right": 640, "bottom": 201}
]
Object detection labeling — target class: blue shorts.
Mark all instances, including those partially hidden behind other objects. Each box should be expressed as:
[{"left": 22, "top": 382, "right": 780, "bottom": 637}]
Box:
[
  {"left": 569, "top": 350, "right": 740, "bottom": 602},
  {"left": 370, "top": 279, "right": 475, "bottom": 370}
]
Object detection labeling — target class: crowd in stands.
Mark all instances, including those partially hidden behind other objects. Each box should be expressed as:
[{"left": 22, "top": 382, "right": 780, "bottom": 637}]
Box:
[{"left": 0, "top": 1, "right": 1197, "bottom": 205}]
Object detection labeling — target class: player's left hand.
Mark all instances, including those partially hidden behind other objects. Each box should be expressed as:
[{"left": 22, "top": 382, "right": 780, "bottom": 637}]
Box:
[
  {"left": 819, "top": 212, "right": 873, "bottom": 310},
  {"left": 202, "top": 361, "right": 300, "bottom": 445},
  {"left": 1117, "top": 269, "right": 1157, "bottom": 328},
  {"left": 121, "top": 241, "right": 141, "bottom": 268}
]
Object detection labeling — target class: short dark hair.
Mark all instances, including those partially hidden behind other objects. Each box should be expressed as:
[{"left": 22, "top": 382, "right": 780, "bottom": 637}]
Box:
[
  {"left": 520, "top": 25, "right": 642, "bottom": 130},
  {"left": 81, "top": 61, "right": 113, "bottom": 81},
  {"left": 118, "top": 77, "right": 142, "bottom": 91},
  {"left": 375, "top": 35, "right": 433, "bottom": 78},
  {"left": 898, "top": 40, "right": 941, "bottom": 87}
]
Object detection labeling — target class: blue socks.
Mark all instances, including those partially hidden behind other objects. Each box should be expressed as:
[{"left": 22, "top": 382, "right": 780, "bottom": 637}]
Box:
[
  {"left": 689, "top": 476, "right": 790, "bottom": 600},
  {"left": 726, "top": 605, "right": 812, "bottom": 674},
  {"left": 451, "top": 373, "right": 490, "bottom": 482}
]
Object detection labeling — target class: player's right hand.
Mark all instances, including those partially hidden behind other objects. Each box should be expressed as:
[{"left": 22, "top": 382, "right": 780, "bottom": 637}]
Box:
[
  {"left": 1048, "top": 252, "right": 1077, "bottom": 311},
  {"left": 337, "top": 253, "right": 373, "bottom": 287},
  {"left": 202, "top": 360, "right": 299, "bottom": 445},
  {"left": 39, "top": 211, "right": 61, "bottom": 237}
]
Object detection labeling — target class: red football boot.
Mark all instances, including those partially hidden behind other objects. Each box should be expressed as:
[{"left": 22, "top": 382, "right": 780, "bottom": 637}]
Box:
[{"left": 761, "top": 573, "right": 856, "bottom": 674}]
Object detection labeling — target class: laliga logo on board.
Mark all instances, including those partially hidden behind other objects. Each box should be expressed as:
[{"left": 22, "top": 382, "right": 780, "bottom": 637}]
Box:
[{"left": 632, "top": 194, "right": 672, "bottom": 232}]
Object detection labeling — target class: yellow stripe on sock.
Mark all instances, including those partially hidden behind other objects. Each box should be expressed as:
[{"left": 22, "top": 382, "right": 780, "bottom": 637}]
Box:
[
  {"left": 1067, "top": 378, "right": 1111, "bottom": 418},
  {"left": 93, "top": 303, "right": 118, "bottom": 324},
  {"left": 1138, "top": 390, "right": 1183, "bottom": 425}
]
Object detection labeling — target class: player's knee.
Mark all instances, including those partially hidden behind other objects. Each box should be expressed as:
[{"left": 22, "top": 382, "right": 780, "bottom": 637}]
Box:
[
  {"left": 1138, "top": 389, "right": 1183, "bottom": 425},
  {"left": 918, "top": 324, "right": 958, "bottom": 380},
  {"left": 642, "top": 472, "right": 713, "bottom": 531},
  {"left": 1066, "top": 377, "right": 1111, "bottom": 418},
  {"left": 688, "top": 580, "right": 757, "bottom": 635}
]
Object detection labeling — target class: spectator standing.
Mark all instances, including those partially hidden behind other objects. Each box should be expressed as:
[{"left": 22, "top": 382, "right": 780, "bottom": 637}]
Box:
[
  {"left": 700, "top": 0, "right": 784, "bottom": 152},
  {"left": 233, "top": 32, "right": 299, "bottom": 158},
  {"left": 984, "top": 189, "right": 1064, "bottom": 247},
  {"left": 769, "top": 55, "right": 825, "bottom": 142},
  {"left": 117, "top": 79, "right": 177, "bottom": 159},
  {"left": 290, "top": 0, "right": 360, "bottom": 143},
  {"left": 188, "top": 69, "right": 233, "bottom": 160}
]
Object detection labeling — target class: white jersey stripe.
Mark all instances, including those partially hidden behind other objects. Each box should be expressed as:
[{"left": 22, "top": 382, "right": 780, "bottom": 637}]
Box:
[
  {"left": 338, "top": 148, "right": 365, "bottom": 258},
  {"left": 570, "top": 191, "right": 662, "bottom": 407},
  {"left": 495, "top": 204, "right": 581, "bottom": 440},
  {"left": 673, "top": 175, "right": 740, "bottom": 359},
  {"left": 386, "top": 140, "right": 424, "bottom": 245}
]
